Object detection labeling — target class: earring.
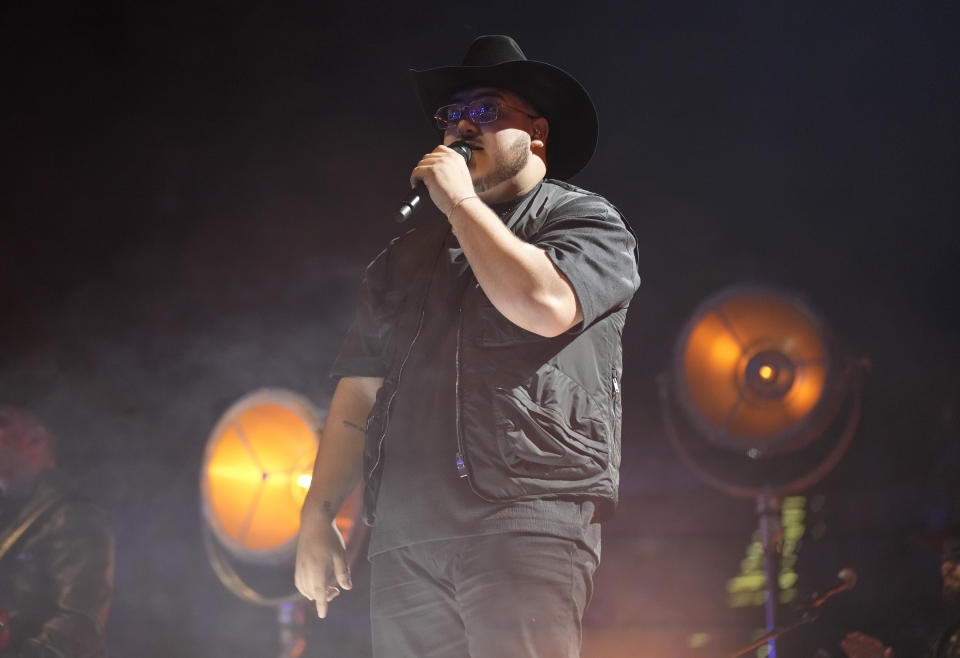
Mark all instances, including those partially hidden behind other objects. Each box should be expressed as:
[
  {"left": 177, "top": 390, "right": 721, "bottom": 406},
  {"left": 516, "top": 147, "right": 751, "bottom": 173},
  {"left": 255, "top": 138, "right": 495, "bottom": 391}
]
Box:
[{"left": 533, "top": 129, "right": 542, "bottom": 140}]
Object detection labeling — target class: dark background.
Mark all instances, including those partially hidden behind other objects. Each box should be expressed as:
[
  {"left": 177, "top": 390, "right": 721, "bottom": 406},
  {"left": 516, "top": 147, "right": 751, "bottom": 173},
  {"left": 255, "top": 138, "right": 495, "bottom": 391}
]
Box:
[{"left": 1, "top": 1, "right": 958, "bottom": 656}]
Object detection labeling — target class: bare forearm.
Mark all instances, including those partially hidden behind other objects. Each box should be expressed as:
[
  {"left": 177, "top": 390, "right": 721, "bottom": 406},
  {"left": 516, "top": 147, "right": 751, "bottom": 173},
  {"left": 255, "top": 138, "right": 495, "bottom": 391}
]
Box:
[
  {"left": 301, "top": 376, "right": 382, "bottom": 522},
  {"left": 449, "top": 197, "right": 581, "bottom": 337},
  {"left": 295, "top": 376, "right": 380, "bottom": 616}
]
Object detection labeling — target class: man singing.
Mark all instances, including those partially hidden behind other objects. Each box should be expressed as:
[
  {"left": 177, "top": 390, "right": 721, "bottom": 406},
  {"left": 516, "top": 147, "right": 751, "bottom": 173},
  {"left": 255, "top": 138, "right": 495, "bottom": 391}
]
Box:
[{"left": 296, "top": 35, "right": 640, "bottom": 657}]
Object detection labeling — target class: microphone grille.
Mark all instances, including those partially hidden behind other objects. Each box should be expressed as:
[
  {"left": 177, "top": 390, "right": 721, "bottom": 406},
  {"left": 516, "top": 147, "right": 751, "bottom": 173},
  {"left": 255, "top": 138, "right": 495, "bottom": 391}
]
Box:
[
  {"left": 448, "top": 141, "right": 473, "bottom": 163},
  {"left": 837, "top": 568, "right": 857, "bottom": 588}
]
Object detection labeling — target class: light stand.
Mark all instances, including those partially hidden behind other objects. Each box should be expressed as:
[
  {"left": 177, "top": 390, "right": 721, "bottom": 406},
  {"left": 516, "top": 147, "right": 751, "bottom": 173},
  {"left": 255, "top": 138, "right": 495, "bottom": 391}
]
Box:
[
  {"left": 757, "top": 490, "right": 781, "bottom": 657},
  {"left": 661, "top": 284, "right": 866, "bottom": 656}
]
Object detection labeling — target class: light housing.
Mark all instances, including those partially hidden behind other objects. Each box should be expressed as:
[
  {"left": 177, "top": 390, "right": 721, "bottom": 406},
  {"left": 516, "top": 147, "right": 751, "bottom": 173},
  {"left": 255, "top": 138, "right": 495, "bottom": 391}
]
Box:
[
  {"left": 673, "top": 285, "right": 838, "bottom": 458},
  {"left": 200, "top": 389, "right": 363, "bottom": 565}
]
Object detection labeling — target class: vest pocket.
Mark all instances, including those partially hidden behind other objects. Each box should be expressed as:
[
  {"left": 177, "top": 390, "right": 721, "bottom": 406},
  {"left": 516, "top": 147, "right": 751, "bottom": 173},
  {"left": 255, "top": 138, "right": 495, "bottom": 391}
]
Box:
[{"left": 492, "top": 364, "right": 608, "bottom": 481}]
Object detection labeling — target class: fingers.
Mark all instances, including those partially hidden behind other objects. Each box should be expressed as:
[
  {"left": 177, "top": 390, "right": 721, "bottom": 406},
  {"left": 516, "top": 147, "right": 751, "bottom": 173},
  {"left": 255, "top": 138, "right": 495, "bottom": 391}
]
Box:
[
  {"left": 333, "top": 555, "right": 353, "bottom": 591},
  {"left": 312, "top": 586, "right": 341, "bottom": 619},
  {"left": 295, "top": 560, "right": 341, "bottom": 618},
  {"left": 294, "top": 562, "right": 316, "bottom": 601},
  {"left": 295, "top": 555, "right": 327, "bottom": 603},
  {"left": 294, "top": 521, "right": 352, "bottom": 619},
  {"left": 295, "top": 563, "right": 350, "bottom": 618},
  {"left": 409, "top": 148, "right": 469, "bottom": 188}
]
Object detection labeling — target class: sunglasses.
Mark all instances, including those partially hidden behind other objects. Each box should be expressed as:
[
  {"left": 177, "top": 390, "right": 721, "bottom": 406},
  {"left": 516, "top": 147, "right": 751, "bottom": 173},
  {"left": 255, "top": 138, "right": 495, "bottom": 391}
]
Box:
[{"left": 433, "top": 98, "right": 538, "bottom": 131}]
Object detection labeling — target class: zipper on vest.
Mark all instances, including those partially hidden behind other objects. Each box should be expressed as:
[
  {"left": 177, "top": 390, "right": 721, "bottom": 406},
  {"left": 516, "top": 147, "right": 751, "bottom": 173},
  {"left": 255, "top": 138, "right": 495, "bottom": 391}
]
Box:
[
  {"left": 368, "top": 306, "right": 428, "bottom": 480},
  {"left": 454, "top": 302, "right": 468, "bottom": 478},
  {"left": 369, "top": 231, "right": 452, "bottom": 481},
  {"left": 453, "top": 280, "right": 511, "bottom": 502},
  {"left": 451, "top": 284, "right": 515, "bottom": 504}
]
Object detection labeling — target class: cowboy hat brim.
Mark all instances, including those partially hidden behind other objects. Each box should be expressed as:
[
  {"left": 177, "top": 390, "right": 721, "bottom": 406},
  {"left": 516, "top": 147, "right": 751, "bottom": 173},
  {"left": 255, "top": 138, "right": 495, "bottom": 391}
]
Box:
[{"left": 411, "top": 58, "right": 598, "bottom": 181}]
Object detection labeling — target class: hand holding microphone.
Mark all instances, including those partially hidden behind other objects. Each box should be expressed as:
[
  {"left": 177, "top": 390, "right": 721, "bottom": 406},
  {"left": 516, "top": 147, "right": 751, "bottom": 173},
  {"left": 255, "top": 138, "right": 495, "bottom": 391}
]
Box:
[{"left": 396, "top": 141, "right": 473, "bottom": 222}]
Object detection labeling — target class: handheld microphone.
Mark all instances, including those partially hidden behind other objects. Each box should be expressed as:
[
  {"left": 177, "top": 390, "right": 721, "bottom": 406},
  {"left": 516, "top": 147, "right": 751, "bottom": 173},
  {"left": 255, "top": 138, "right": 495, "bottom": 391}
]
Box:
[
  {"left": 797, "top": 568, "right": 857, "bottom": 611},
  {"left": 395, "top": 141, "right": 472, "bottom": 223}
]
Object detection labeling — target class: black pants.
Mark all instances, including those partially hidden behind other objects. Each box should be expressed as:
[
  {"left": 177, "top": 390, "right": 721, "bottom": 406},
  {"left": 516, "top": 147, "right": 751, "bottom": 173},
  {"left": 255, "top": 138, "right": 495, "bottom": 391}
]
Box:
[{"left": 369, "top": 533, "right": 597, "bottom": 658}]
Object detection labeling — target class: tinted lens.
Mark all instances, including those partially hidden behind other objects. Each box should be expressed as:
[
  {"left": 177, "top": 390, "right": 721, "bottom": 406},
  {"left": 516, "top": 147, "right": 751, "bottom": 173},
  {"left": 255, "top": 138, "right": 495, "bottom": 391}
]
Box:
[
  {"left": 434, "top": 100, "right": 502, "bottom": 130},
  {"left": 434, "top": 104, "right": 462, "bottom": 129},
  {"left": 468, "top": 101, "right": 499, "bottom": 124}
]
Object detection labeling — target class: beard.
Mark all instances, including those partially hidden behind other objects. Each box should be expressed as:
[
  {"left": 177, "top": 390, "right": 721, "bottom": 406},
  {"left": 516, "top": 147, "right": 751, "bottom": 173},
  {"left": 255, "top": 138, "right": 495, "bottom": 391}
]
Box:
[{"left": 471, "top": 134, "right": 529, "bottom": 193}]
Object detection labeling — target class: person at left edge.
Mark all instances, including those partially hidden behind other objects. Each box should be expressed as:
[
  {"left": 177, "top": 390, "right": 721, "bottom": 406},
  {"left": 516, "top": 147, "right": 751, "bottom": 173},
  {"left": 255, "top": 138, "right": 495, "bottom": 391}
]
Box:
[{"left": 0, "top": 405, "right": 114, "bottom": 658}]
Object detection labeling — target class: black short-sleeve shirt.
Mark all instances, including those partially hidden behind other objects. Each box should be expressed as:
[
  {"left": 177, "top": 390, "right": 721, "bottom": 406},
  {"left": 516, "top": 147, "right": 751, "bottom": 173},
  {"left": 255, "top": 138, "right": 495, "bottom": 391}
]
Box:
[{"left": 331, "top": 180, "right": 639, "bottom": 557}]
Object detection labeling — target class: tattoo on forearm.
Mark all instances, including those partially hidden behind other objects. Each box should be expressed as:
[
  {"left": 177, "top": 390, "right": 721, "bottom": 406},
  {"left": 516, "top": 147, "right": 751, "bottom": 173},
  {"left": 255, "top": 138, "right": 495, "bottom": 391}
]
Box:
[
  {"left": 342, "top": 420, "right": 366, "bottom": 434},
  {"left": 322, "top": 500, "right": 334, "bottom": 516}
]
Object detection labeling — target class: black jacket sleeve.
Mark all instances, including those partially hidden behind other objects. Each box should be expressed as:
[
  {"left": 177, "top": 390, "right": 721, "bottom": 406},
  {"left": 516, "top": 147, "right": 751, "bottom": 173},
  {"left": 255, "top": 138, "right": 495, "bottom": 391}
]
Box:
[{"left": 3, "top": 502, "right": 114, "bottom": 658}]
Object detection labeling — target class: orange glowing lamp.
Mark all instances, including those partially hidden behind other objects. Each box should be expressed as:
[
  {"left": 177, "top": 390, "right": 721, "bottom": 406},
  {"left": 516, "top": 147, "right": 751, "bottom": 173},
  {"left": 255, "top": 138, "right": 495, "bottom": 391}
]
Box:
[
  {"left": 200, "top": 389, "right": 362, "bottom": 565},
  {"left": 673, "top": 286, "right": 839, "bottom": 457}
]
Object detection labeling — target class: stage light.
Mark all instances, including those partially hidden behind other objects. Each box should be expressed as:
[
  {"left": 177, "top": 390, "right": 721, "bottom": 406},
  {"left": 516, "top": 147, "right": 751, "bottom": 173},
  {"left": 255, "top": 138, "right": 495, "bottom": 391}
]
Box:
[
  {"left": 674, "top": 287, "right": 836, "bottom": 457},
  {"left": 201, "top": 389, "right": 365, "bottom": 567},
  {"left": 202, "top": 391, "right": 319, "bottom": 560},
  {"left": 199, "top": 389, "right": 368, "bottom": 657},
  {"left": 663, "top": 284, "right": 867, "bottom": 657}
]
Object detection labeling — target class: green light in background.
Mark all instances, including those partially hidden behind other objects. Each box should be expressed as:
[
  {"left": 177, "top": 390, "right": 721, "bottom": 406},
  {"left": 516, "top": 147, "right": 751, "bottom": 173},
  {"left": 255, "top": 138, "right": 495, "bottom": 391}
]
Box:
[{"left": 727, "top": 496, "right": 808, "bottom": 608}]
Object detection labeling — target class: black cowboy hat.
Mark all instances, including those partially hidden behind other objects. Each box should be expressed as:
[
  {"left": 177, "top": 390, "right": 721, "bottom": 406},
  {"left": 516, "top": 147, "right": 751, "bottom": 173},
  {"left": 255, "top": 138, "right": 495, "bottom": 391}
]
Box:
[{"left": 411, "top": 35, "right": 598, "bottom": 182}]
